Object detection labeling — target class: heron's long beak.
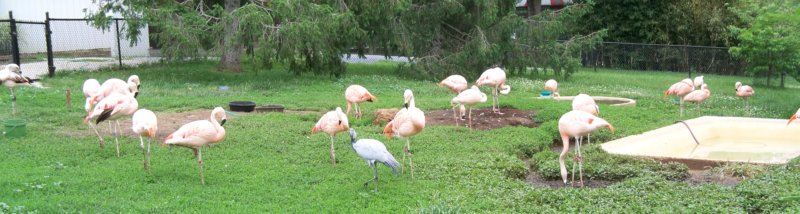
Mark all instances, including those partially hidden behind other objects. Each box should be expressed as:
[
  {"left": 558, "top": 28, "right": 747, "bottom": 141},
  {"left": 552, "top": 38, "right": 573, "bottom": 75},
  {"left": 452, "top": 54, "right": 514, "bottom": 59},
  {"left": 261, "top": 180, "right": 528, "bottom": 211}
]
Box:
[
  {"left": 788, "top": 115, "right": 797, "bottom": 126},
  {"left": 607, "top": 124, "right": 615, "bottom": 134},
  {"left": 220, "top": 119, "right": 227, "bottom": 126}
]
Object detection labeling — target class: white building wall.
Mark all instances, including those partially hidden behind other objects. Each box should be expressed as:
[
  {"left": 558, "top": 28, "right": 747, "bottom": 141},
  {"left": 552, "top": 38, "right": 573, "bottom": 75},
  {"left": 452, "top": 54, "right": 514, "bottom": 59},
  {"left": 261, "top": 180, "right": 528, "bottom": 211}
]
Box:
[{"left": 1, "top": 0, "right": 150, "bottom": 57}]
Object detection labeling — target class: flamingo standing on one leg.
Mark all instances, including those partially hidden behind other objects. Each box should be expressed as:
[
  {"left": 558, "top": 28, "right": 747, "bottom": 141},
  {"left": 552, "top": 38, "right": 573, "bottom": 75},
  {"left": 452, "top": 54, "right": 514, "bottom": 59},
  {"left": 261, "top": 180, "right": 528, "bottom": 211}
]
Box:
[
  {"left": 84, "top": 93, "right": 138, "bottom": 157},
  {"left": 348, "top": 128, "right": 400, "bottom": 191},
  {"left": 311, "top": 107, "right": 350, "bottom": 165},
  {"left": 476, "top": 67, "right": 511, "bottom": 114},
  {"left": 683, "top": 84, "right": 711, "bottom": 114},
  {"left": 439, "top": 74, "right": 468, "bottom": 119},
  {"left": 787, "top": 108, "right": 800, "bottom": 126},
  {"left": 345, "top": 85, "right": 377, "bottom": 119},
  {"left": 82, "top": 79, "right": 106, "bottom": 148},
  {"left": 384, "top": 89, "right": 425, "bottom": 178},
  {"left": 450, "top": 85, "right": 487, "bottom": 128},
  {"left": 132, "top": 109, "right": 158, "bottom": 173},
  {"left": 665, "top": 78, "right": 695, "bottom": 116},
  {"left": 544, "top": 79, "right": 560, "bottom": 97},
  {"left": 1, "top": 64, "right": 42, "bottom": 116},
  {"left": 558, "top": 110, "right": 614, "bottom": 187},
  {"left": 735, "top": 81, "right": 755, "bottom": 109},
  {"left": 693, "top": 76, "right": 705, "bottom": 89},
  {"left": 572, "top": 93, "right": 600, "bottom": 145},
  {"left": 164, "top": 107, "right": 227, "bottom": 185}
]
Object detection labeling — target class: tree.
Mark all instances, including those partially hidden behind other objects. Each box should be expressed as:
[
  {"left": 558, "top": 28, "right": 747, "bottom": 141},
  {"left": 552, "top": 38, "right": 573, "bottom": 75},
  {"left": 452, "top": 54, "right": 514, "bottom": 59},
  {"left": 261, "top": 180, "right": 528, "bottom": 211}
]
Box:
[
  {"left": 574, "top": 0, "right": 739, "bottom": 46},
  {"left": 728, "top": 0, "right": 800, "bottom": 87},
  {"left": 86, "top": 0, "right": 362, "bottom": 76}
]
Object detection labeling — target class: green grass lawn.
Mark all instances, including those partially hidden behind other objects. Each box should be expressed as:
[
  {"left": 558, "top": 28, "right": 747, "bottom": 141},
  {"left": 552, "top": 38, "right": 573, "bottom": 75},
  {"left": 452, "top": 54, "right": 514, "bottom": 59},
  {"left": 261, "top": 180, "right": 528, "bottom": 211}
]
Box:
[{"left": 1, "top": 61, "right": 799, "bottom": 213}]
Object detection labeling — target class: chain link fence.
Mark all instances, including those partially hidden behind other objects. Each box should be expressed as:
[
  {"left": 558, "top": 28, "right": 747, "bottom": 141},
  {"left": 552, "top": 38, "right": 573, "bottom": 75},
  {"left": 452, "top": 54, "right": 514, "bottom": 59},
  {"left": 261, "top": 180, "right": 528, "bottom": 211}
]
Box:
[
  {"left": 1, "top": 11, "right": 157, "bottom": 78},
  {"left": 582, "top": 42, "right": 745, "bottom": 76}
]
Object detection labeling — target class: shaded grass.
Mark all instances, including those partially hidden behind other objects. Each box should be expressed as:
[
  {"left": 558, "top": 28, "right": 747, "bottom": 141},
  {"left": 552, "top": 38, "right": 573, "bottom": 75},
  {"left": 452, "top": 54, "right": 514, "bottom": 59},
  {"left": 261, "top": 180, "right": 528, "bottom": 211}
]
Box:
[{"left": 0, "top": 61, "right": 798, "bottom": 212}]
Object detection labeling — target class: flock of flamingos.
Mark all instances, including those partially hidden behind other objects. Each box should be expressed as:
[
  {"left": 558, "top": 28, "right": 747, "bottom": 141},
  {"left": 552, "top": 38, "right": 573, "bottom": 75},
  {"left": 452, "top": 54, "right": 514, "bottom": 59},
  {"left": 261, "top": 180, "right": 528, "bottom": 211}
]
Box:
[{"left": 1, "top": 64, "right": 799, "bottom": 189}]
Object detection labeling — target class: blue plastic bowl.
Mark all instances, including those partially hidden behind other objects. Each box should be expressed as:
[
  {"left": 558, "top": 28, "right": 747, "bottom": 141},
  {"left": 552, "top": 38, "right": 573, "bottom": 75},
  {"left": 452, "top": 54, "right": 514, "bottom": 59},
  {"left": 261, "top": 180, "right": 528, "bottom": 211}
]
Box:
[{"left": 540, "top": 91, "right": 552, "bottom": 97}]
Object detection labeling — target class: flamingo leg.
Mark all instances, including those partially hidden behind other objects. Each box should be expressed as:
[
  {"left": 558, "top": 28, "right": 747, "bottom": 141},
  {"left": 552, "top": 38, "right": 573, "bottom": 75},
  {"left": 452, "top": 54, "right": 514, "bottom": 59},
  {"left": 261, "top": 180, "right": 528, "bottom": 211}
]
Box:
[
  {"left": 459, "top": 105, "right": 466, "bottom": 120},
  {"left": 558, "top": 134, "right": 570, "bottom": 186},
  {"left": 147, "top": 138, "right": 152, "bottom": 171},
  {"left": 452, "top": 105, "right": 459, "bottom": 126},
  {"left": 10, "top": 87, "right": 16, "bottom": 116},
  {"left": 680, "top": 97, "right": 685, "bottom": 116},
  {"left": 114, "top": 120, "right": 121, "bottom": 157},
  {"left": 495, "top": 86, "right": 503, "bottom": 115},
  {"left": 89, "top": 123, "right": 105, "bottom": 148},
  {"left": 571, "top": 136, "right": 578, "bottom": 186},
  {"left": 139, "top": 135, "right": 149, "bottom": 172},
  {"left": 468, "top": 107, "right": 473, "bottom": 129},
  {"left": 330, "top": 135, "right": 337, "bottom": 165},
  {"left": 406, "top": 138, "right": 414, "bottom": 179},
  {"left": 198, "top": 147, "right": 205, "bottom": 185},
  {"left": 355, "top": 103, "right": 361, "bottom": 119},
  {"left": 578, "top": 136, "right": 584, "bottom": 187}
]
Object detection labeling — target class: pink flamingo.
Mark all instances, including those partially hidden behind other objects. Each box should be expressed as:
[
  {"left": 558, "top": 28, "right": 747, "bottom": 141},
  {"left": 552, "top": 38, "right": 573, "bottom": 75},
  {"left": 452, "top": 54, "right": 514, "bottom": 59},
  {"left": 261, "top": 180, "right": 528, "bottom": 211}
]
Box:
[
  {"left": 572, "top": 93, "right": 600, "bottom": 144},
  {"left": 89, "top": 77, "right": 139, "bottom": 107},
  {"left": 128, "top": 75, "right": 141, "bottom": 90},
  {"left": 544, "top": 79, "right": 560, "bottom": 97},
  {"left": 345, "top": 85, "right": 377, "bottom": 119},
  {"left": 163, "top": 107, "right": 227, "bottom": 185},
  {"left": 311, "top": 107, "right": 350, "bottom": 165},
  {"left": 558, "top": 110, "right": 614, "bottom": 187},
  {"left": 84, "top": 93, "right": 138, "bottom": 157},
  {"left": 439, "top": 75, "right": 468, "bottom": 94},
  {"left": 476, "top": 67, "right": 511, "bottom": 114},
  {"left": 665, "top": 78, "right": 695, "bottom": 116},
  {"left": 439, "top": 74, "right": 468, "bottom": 120},
  {"left": 1, "top": 64, "right": 42, "bottom": 115},
  {"left": 82, "top": 79, "right": 108, "bottom": 146},
  {"left": 787, "top": 108, "right": 800, "bottom": 126},
  {"left": 450, "top": 85, "right": 487, "bottom": 128},
  {"left": 132, "top": 109, "right": 158, "bottom": 172},
  {"left": 735, "top": 81, "right": 755, "bottom": 109},
  {"left": 384, "top": 89, "right": 425, "bottom": 178},
  {"left": 683, "top": 84, "right": 711, "bottom": 114},
  {"left": 693, "top": 76, "right": 705, "bottom": 89}
]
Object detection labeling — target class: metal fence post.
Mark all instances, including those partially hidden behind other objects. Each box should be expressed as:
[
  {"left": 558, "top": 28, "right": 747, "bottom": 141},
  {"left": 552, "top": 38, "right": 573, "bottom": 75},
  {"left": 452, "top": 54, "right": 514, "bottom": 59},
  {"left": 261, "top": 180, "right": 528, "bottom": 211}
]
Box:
[
  {"left": 8, "top": 11, "right": 20, "bottom": 66},
  {"left": 115, "top": 19, "right": 122, "bottom": 69},
  {"left": 45, "top": 12, "right": 55, "bottom": 77}
]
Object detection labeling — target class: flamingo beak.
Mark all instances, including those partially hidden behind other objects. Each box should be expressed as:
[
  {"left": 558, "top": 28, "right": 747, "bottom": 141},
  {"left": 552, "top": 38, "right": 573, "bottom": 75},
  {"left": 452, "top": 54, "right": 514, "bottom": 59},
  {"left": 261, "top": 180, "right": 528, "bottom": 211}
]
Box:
[
  {"left": 403, "top": 103, "right": 409, "bottom": 109},
  {"left": 134, "top": 92, "right": 139, "bottom": 98},
  {"left": 607, "top": 124, "right": 615, "bottom": 134},
  {"left": 338, "top": 120, "right": 342, "bottom": 125},
  {"left": 788, "top": 115, "right": 797, "bottom": 126},
  {"left": 220, "top": 119, "right": 227, "bottom": 126}
]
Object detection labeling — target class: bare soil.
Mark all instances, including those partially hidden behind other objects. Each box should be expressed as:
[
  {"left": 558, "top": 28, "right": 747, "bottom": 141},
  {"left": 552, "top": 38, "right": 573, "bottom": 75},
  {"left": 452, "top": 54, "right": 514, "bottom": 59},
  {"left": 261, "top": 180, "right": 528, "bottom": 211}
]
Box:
[{"left": 424, "top": 107, "right": 539, "bottom": 130}]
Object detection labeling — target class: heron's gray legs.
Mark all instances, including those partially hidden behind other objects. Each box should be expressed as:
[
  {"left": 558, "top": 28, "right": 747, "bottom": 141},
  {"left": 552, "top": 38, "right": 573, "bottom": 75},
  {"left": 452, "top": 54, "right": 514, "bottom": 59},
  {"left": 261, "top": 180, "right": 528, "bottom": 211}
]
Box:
[{"left": 363, "top": 163, "right": 380, "bottom": 191}]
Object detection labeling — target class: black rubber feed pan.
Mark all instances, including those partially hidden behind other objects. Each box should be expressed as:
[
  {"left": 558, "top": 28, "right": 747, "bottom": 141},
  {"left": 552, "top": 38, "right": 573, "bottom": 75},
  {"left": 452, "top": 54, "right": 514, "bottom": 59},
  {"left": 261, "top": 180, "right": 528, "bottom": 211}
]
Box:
[{"left": 229, "top": 101, "right": 256, "bottom": 112}]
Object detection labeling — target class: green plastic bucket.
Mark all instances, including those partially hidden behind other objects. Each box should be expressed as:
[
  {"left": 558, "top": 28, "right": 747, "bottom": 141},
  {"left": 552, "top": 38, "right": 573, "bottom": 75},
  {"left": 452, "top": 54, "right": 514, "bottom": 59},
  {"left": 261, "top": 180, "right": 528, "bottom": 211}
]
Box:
[{"left": 4, "top": 119, "right": 27, "bottom": 138}]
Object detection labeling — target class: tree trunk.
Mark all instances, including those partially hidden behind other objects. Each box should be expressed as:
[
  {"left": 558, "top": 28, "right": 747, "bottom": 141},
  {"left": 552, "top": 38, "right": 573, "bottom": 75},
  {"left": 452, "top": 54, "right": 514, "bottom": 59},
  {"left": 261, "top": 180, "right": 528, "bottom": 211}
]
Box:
[
  {"left": 767, "top": 64, "right": 773, "bottom": 86},
  {"left": 781, "top": 70, "right": 785, "bottom": 88},
  {"left": 218, "top": 0, "right": 242, "bottom": 72},
  {"left": 533, "top": 0, "right": 542, "bottom": 15}
]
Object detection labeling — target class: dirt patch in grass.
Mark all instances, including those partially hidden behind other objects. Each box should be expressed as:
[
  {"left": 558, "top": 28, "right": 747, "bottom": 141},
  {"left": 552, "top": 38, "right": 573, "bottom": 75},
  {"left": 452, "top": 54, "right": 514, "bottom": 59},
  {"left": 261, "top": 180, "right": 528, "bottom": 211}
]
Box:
[
  {"left": 686, "top": 169, "right": 742, "bottom": 186},
  {"left": 424, "top": 107, "right": 539, "bottom": 130}
]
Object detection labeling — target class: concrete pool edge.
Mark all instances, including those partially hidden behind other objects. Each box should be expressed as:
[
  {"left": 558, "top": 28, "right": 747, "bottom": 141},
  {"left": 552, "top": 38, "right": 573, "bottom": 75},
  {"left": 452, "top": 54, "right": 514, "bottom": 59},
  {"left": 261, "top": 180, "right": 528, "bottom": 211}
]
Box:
[{"left": 601, "top": 116, "right": 800, "bottom": 165}]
